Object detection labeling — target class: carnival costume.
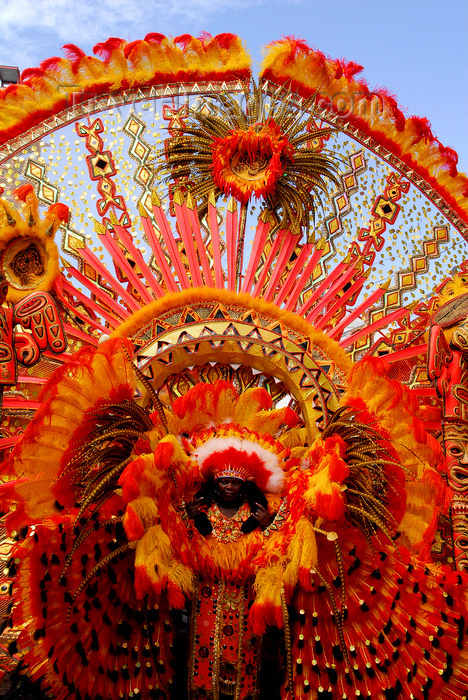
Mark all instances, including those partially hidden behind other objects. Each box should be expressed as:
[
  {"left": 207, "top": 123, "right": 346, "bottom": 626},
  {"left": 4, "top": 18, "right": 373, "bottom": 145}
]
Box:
[{"left": 0, "top": 33, "right": 466, "bottom": 700}]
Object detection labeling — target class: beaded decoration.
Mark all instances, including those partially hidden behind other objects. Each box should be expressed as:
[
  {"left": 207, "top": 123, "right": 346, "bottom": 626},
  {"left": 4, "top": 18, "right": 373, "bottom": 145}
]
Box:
[{"left": 208, "top": 502, "right": 251, "bottom": 542}]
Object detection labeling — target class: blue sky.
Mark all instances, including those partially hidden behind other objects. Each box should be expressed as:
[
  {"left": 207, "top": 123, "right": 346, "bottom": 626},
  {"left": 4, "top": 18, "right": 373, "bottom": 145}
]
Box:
[{"left": 1, "top": 0, "right": 467, "bottom": 173}]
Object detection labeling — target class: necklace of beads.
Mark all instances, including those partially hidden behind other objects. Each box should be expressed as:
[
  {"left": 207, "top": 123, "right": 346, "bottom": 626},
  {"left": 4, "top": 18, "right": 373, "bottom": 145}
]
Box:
[{"left": 208, "top": 502, "right": 251, "bottom": 542}]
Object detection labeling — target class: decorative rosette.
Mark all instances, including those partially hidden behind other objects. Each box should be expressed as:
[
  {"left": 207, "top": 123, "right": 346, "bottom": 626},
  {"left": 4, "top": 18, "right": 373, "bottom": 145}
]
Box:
[{"left": 211, "top": 119, "right": 294, "bottom": 203}]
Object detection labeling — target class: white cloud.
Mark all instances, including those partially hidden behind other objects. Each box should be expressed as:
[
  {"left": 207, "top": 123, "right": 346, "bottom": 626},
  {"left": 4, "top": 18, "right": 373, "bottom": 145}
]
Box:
[{"left": 0, "top": 0, "right": 258, "bottom": 69}]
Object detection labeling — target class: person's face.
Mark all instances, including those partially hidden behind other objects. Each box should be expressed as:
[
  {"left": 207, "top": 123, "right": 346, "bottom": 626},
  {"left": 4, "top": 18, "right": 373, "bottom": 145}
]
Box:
[{"left": 216, "top": 477, "right": 243, "bottom": 503}]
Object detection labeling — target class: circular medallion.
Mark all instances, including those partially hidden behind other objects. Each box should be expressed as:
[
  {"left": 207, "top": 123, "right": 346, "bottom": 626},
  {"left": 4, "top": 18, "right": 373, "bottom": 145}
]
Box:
[{"left": 2, "top": 237, "right": 47, "bottom": 291}]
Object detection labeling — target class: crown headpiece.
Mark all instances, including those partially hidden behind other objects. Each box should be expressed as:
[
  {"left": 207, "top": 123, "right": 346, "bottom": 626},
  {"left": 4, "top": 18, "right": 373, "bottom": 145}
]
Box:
[{"left": 194, "top": 430, "right": 286, "bottom": 493}]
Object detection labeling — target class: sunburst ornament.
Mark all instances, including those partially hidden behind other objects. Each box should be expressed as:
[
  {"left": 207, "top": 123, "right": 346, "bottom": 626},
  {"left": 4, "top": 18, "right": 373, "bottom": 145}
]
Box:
[
  {"left": 159, "top": 84, "right": 340, "bottom": 235},
  {"left": 211, "top": 118, "right": 294, "bottom": 203}
]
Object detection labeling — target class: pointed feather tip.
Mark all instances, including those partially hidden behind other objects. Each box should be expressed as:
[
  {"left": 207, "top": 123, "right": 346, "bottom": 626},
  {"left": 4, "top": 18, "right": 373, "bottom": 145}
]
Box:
[
  {"left": 173, "top": 189, "right": 185, "bottom": 206},
  {"left": 227, "top": 197, "right": 237, "bottom": 213},
  {"left": 342, "top": 252, "right": 352, "bottom": 264},
  {"left": 93, "top": 219, "right": 105, "bottom": 235},
  {"left": 108, "top": 210, "right": 119, "bottom": 225},
  {"left": 260, "top": 209, "right": 273, "bottom": 223},
  {"left": 151, "top": 190, "right": 161, "bottom": 207}
]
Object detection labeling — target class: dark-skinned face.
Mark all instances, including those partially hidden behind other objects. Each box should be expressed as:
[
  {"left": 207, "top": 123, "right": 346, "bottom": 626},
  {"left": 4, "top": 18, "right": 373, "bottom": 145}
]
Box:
[{"left": 216, "top": 477, "right": 243, "bottom": 503}]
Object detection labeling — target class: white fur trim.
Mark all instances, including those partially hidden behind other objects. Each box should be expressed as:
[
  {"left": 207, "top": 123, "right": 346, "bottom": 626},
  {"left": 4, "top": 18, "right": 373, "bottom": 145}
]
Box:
[{"left": 194, "top": 436, "right": 284, "bottom": 492}]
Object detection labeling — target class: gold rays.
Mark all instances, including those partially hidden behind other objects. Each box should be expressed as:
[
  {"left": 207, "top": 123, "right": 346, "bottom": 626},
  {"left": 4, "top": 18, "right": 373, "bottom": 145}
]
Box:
[{"left": 157, "top": 83, "right": 339, "bottom": 236}]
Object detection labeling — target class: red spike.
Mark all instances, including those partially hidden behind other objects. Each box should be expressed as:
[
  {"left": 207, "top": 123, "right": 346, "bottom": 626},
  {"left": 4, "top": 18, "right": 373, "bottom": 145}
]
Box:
[
  {"left": 139, "top": 213, "right": 179, "bottom": 293},
  {"left": 207, "top": 196, "right": 224, "bottom": 289},
  {"left": 284, "top": 243, "right": 325, "bottom": 311},
  {"left": 298, "top": 260, "right": 348, "bottom": 318},
  {"left": 63, "top": 262, "right": 130, "bottom": 320},
  {"left": 273, "top": 243, "right": 313, "bottom": 307},
  {"left": 241, "top": 215, "right": 271, "bottom": 294},
  {"left": 338, "top": 307, "right": 407, "bottom": 348},
  {"left": 62, "top": 324, "right": 99, "bottom": 346},
  {"left": 173, "top": 197, "right": 203, "bottom": 287},
  {"left": 313, "top": 275, "right": 366, "bottom": 328},
  {"left": 225, "top": 200, "right": 238, "bottom": 291},
  {"left": 111, "top": 221, "right": 165, "bottom": 298},
  {"left": 152, "top": 199, "right": 190, "bottom": 288},
  {"left": 96, "top": 229, "right": 153, "bottom": 304},
  {"left": 306, "top": 264, "right": 362, "bottom": 324},
  {"left": 252, "top": 230, "right": 287, "bottom": 297},
  {"left": 263, "top": 231, "right": 297, "bottom": 302},
  {"left": 185, "top": 199, "right": 214, "bottom": 288},
  {"left": 61, "top": 279, "right": 121, "bottom": 328},
  {"left": 78, "top": 246, "right": 140, "bottom": 312},
  {"left": 328, "top": 283, "right": 388, "bottom": 340},
  {"left": 53, "top": 279, "right": 109, "bottom": 335},
  {"left": 378, "top": 343, "right": 429, "bottom": 364}
]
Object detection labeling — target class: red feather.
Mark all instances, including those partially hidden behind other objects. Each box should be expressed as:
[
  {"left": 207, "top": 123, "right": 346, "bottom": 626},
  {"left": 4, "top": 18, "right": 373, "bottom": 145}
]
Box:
[
  {"left": 93, "top": 37, "right": 126, "bottom": 60},
  {"left": 40, "top": 56, "right": 67, "bottom": 72},
  {"left": 343, "top": 60, "right": 364, "bottom": 79},
  {"left": 268, "top": 35, "right": 310, "bottom": 54},
  {"left": 214, "top": 33, "right": 239, "bottom": 50},
  {"left": 197, "top": 31, "right": 212, "bottom": 46},
  {"left": 380, "top": 90, "right": 406, "bottom": 131},
  {"left": 144, "top": 32, "right": 167, "bottom": 44},
  {"left": 13, "top": 183, "right": 34, "bottom": 202},
  {"left": 174, "top": 34, "right": 195, "bottom": 51},
  {"left": 20, "top": 67, "right": 46, "bottom": 81},
  {"left": 438, "top": 142, "right": 459, "bottom": 176},
  {"left": 409, "top": 115, "right": 433, "bottom": 143},
  {"left": 47, "top": 202, "right": 69, "bottom": 223},
  {"left": 61, "top": 44, "right": 86, "bottom": 62},
  {"left": 122, "top": 40, "right": 142, "bottom": 59}
]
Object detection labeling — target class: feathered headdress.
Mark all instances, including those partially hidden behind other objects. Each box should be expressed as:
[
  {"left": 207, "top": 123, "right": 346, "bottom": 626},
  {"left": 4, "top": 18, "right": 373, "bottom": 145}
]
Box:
[{"left": 194, "top": 426, "right": 287, "bottom": 493}]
